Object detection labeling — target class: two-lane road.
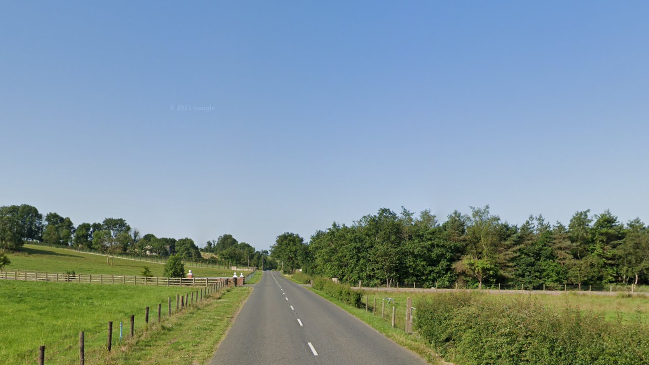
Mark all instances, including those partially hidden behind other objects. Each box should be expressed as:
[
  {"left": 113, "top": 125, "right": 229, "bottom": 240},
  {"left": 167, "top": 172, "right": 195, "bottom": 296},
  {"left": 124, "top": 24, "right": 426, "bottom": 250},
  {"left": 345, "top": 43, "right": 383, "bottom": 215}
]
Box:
[{"left": 210, "top": 271, "right": 428, "bottom": 365}]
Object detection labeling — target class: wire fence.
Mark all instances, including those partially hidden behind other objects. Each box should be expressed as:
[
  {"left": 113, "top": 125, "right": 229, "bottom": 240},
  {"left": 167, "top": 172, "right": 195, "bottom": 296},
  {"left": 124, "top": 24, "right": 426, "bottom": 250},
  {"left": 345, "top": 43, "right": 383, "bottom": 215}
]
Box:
[{"left": 18, "top": 281, "right": 234, "bottom": 365}]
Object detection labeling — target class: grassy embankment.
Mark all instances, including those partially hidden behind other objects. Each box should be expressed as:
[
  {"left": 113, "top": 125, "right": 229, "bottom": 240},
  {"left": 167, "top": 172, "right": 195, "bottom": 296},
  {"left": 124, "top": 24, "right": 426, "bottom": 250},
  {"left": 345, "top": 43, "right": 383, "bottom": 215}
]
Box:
[{"left": 5, "top": 244, "right": 247, "bottom": 277}]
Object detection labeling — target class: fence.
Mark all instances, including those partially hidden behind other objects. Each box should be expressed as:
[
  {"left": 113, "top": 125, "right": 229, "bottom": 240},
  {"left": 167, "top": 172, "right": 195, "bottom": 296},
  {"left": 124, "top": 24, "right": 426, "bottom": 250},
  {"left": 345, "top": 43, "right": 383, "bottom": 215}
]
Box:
[
  {"left": 25, "top": 280, "right": 234, "bottom": 365},
  {"left": 0, "top": 271, "right": 234, "bottom": 287},
  {"left": 360, "top": 294, "right": 416, "bottom": 335}
]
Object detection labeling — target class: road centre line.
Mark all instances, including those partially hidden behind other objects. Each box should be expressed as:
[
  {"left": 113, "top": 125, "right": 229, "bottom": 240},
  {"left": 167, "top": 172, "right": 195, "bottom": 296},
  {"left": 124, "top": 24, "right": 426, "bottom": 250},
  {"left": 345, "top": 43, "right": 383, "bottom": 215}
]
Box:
[
  {"left": 297, "top": 319, "right": 303, "bottom": 326},
  {"left": 290, "top": 305, "right": 294, "bottom": 310},
  {"left": 308, "top": 342, "right": 318, "bottom": 356}
]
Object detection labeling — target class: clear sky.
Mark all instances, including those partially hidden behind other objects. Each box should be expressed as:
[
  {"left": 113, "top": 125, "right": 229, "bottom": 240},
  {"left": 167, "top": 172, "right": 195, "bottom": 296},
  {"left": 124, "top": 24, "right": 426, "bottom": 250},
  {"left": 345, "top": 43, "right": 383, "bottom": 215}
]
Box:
[{"left": 1, "top": 1, "right": 648, "bottom": 251}]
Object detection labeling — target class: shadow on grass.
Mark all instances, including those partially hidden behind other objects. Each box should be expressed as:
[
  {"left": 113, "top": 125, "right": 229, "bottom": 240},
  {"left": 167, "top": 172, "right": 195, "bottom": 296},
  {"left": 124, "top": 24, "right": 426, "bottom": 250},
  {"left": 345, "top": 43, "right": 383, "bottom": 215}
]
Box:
[{"left": 18, "top": 247, "right": 85, "bottom": 259}]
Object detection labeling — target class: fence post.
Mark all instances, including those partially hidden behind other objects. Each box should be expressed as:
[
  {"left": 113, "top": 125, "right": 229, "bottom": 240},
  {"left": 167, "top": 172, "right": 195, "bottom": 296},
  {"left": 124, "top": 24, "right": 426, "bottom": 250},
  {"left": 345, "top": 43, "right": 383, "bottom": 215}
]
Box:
[
  {"left": 191, "top": 291, "right": 194, "bottom": 305},
  {"left": 391, "top": 306, "right": 396, "bottom": 328},
  {"left": 38, "top": 345, "right": 45, "bottom": 365},
  {"left": 181, "top": 295, "right": 184, "bottom": 308},
  {"left": 130, "top": 315, "right": 134, "bottom": 337},
  {"left": 145, "top": 307, "right": 150, "bottom": 327},
  {"left": 373, "top": 297, "right": 376, "bottom": 314},
  {"left": 107, "top": 321, "right": 113, "bottom": 351},
  {"left": 176, "top": 294, "right": 179, "bottom": 310},
  {"left": 158, "top": 303, "right": 161, "bottom": 323},
  {"left": 168, "top": 297, "right": 172, "bottom": 316},
  {"left": 406, "top": 297, "right": 412, "bottom": 334},
  {"left": 79, "top": 332, "right": 84, "bottom": 365},
  {"left": 365, "top": 295, "right": 368, "bottom": 311},
  {"left": 382, "top": 299, "right": 385, "bottom": 319}
]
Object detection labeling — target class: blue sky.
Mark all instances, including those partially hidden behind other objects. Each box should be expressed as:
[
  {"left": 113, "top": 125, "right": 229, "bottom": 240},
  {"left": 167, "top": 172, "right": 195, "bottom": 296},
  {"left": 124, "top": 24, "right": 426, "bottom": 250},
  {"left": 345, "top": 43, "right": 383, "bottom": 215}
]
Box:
[{"left": 1, "top": 1, "right": 648, "bottom": 251}]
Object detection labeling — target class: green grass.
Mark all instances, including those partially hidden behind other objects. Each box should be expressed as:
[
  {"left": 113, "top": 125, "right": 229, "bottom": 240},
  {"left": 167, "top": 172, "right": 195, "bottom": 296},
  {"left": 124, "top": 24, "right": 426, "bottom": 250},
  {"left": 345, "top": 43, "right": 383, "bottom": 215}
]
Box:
[
  {"left": 5, "top": 244, "right": 247, "bottom": 277},
  {"left": 358, "top": 290, "right": 649, "bottom": 324},
  {"left": 245, "top": 270, "right": 262, "bottom": 285},
  {"left": 0, "top": 280, "right": 205, "bottom": 364},
  {"left": 306, "top": 286, "right": 446, "bottom": 365},
  {"left": 100, "top": 286, "right": 252, "bottom": 365}
]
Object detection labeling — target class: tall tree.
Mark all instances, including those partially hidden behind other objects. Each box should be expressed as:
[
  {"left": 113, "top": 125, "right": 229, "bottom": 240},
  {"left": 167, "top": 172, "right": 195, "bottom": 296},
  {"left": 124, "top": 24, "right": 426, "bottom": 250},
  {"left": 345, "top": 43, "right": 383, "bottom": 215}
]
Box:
[
  {"left": 74, "top": 223, "right": 92, "bottom": 248},
  {"left": 0, "top": 206, "right": 23, "bottom": 250},
  {"left": 271, "top": 232, "right": 307, "bottom": 273}
]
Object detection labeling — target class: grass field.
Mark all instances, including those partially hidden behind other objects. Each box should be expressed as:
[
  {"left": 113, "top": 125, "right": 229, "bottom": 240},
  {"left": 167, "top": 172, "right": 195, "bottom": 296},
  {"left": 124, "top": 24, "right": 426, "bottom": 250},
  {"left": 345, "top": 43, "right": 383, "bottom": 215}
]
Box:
[
  {"left": 101, "top": 286, "right": 252, "bottom": 365},
  {"left": 0, "top": 280, "right": 204, "bottom": 364},
  {"left": 4, "top": 244, "right": 248, "bottom": 277},
  {"left": 358, "top": 290, "right": 649, "bottom": 327}
]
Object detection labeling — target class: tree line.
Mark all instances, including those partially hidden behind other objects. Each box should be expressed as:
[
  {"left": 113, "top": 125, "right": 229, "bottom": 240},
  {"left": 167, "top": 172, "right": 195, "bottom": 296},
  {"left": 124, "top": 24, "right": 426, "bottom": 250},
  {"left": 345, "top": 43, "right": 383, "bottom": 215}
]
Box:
[
  {"left": 0, "top": 204, "right": 275, "bottom": 269},
  {"left": 202, "top": 234, "right": 277, "bottom": 270},
  {"left": 271, "top": 206, "right": 649, "bottom": 289}
]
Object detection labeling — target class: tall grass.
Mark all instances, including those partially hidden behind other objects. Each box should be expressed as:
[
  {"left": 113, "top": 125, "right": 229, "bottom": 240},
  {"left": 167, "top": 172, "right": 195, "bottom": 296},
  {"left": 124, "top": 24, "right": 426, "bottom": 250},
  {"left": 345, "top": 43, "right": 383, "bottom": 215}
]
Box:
[{"left": 416, "top": 292, "right": 649, "bottom": 365}]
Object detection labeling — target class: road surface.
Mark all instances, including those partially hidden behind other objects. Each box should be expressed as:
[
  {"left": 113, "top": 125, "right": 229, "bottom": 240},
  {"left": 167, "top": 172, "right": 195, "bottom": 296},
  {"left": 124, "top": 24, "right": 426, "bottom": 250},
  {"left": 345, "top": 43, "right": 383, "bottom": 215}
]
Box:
[{"left": 209, "top": 271, "right": 429, "bottom": 365}]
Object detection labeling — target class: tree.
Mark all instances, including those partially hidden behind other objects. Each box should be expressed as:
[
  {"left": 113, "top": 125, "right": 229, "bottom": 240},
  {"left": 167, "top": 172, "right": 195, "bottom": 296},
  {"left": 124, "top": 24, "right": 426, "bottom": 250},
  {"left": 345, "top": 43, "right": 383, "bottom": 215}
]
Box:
[
  {"left": 17, "top": 204, "right": 43, "bottom": 241},
  {"left": 0, "top": 252, "right": 10, "bottom": 271},
  {"left": 43, "top": 212, "right": 74, "bottom": 246},
  {"left": 74, "top": 223, "right": 92, "bottom": 249},
  {"left": 92, "top": 230, "right": 112, "bottom": 252},
  {"left": 271, "top": 232, "right": 307, "bottom": 273},
  {"left": 163, "top": 255, "right": 185, "bottom": 277},
  {"left": 102, "top": 218, "right": 131, "bottom": 239},
  {"left": 175, "top": 238, "right": 201, "bottom": 260},
  {"left": 0, "top": 211, "right": 23, "bottom": 250},
  {"left": 213, "top": 234, "right": 238, "bottom": 253}
]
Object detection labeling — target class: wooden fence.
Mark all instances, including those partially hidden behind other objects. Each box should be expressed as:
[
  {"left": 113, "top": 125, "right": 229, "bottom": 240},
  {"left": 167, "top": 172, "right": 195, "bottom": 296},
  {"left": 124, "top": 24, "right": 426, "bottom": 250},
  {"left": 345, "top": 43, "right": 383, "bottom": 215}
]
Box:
[{"left": 0, "top": 271, "right": 232, "bottom": 287}]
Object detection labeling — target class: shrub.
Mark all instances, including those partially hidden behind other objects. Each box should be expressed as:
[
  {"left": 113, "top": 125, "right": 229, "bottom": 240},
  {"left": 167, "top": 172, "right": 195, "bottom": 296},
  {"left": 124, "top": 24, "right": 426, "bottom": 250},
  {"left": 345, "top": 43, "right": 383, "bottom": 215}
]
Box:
[
  {"left": 312, "top": 277, "right": 362, "bottom": 308},
  {"left": 291, "top": 272, "right": 312, "bottom": 284},
  {"left": 163, "top": 255, "right": 185, "bottom": 278},
  {"left": 415, "top": 293, "right": 649, "bottom": 365}
]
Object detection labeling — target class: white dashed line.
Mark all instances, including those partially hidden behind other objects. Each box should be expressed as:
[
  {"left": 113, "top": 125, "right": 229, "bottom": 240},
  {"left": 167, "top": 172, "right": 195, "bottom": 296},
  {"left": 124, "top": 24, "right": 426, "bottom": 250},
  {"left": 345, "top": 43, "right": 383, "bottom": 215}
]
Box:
[
  {"left": 285, "top": 297, "right": 289, "bottom": 301},
  {"left": 297, "top": 319, "right": 303, "bottom": 326},
  {"left": 308, "top": 342, "right": 318, "bottom": 356},
  {"left": 290, "top": 305, "right": 294, "bottom": 310}
]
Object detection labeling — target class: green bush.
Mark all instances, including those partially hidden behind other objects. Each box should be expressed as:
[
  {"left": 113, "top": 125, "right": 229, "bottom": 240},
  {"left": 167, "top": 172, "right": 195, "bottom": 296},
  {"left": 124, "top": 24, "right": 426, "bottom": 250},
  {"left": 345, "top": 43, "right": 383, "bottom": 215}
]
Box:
[
  {"left": 291, "top": 272, "right": 312, "bottom": 284},
  {"left": 312, "top": 277, "right": 362, "bottom": 308},
  {"left": 415, "top": 293, "right": 649, "bottom": 365}
]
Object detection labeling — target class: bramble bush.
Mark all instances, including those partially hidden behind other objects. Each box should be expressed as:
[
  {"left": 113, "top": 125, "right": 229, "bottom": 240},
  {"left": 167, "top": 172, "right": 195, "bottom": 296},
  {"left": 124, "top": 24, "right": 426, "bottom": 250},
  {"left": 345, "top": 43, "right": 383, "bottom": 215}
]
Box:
[
  {"left": 312, "top": 277, "right": 363, "bottom": 308},
  {"left": 415, "top": 293, "right": 649, "bottom": 365}
]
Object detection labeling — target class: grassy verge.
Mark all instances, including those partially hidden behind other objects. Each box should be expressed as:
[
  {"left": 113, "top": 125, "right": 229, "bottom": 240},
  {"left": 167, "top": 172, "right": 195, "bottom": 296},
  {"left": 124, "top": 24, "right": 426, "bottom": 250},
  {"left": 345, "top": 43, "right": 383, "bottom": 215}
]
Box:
[
  {"left": 245, "top": 270, "right": 262, "bottom": 285},
  {"left": 101, "top": 286, "right": 252, "bottom": 365},
  {"left": 284, "top": 271, "right": 312, "bottom": 284},
  {"left": 5, "top": 244, "right": 247, "bottom": 277},
  {"left": 306, "top": 285, "right": 447, "bottom": 365},
  {"left": 0, "top": 280, "right": 201, "bottom": 364}
]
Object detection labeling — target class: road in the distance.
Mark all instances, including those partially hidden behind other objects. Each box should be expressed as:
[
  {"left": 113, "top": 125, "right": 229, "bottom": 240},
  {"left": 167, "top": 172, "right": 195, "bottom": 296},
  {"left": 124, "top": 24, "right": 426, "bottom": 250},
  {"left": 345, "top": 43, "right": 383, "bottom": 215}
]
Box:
[{"left": 209, "top": 271, "right": 429, "bottom": 365}]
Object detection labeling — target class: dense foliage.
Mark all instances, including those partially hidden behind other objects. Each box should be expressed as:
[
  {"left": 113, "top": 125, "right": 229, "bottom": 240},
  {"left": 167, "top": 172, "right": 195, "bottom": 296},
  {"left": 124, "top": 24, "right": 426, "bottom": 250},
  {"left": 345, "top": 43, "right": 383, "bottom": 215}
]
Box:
[
  {"left": 415, "top": 293, "right": 649, "bottom": 365},
  {"left": 312, "top": 277, "right": 363, "bottom": 307},
  {"left": 163, "top": 255, "right": 185, "bottom": 278},
  {"left": 203, "top": 234, "right": 277, "bottom": 269},
  {"left": 302, "top": 206, "right": 649, "bottom": 288}
]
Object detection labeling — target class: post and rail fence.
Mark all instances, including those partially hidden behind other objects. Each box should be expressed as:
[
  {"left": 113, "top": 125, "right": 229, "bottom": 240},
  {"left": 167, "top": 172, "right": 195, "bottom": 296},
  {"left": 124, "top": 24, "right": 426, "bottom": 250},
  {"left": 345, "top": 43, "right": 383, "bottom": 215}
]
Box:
[{"left": 0, "top": 270, "right": 235, "bottom": 287}]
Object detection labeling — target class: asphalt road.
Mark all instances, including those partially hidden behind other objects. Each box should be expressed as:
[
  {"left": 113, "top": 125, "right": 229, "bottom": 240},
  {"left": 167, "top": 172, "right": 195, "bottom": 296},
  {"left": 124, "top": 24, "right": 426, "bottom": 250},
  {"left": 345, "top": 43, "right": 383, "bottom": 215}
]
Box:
[{"left": 209, "top": 271, "right": 429, "bottom": 365}]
